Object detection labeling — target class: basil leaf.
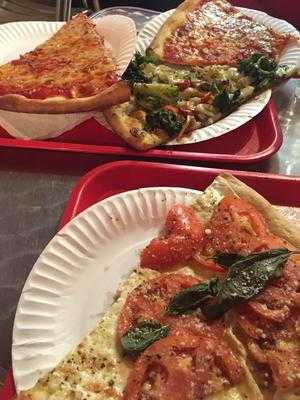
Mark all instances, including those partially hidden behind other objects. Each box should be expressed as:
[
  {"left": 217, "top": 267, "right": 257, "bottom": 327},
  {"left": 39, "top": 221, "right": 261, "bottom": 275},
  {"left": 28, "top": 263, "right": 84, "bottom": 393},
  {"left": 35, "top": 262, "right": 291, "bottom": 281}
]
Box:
[
  {"left": 121, "top": 321, "right": 169, "bottom": 355},
  {"left": 211, "top": 253, "right": 247, "bottom": 268},
  {"left": 205, "top": 248, "right": 297, "bottom": 319},
  {"left": 212, "top": 248, "right": 292, "bottom": 269},
  {"left": 166, "top": 278, "right": 219, "bottom": 316}
]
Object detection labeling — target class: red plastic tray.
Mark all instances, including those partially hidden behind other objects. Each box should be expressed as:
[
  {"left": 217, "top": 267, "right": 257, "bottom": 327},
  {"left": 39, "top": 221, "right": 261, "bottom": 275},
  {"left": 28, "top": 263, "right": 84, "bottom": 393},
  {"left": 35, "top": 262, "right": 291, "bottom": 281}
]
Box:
[
  {"left": 2, "top": 159, "right": 300, "bottom": 399},
  {"left": 0, "top": 100, "right": 282, "bottom": 164}
]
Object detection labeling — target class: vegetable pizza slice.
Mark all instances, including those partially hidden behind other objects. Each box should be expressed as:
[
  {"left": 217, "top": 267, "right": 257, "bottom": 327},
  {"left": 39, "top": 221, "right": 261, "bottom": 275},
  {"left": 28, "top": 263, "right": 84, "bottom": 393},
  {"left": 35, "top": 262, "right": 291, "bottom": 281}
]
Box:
[{"left": 104, "top": 52, "right": 296, "bottom": 150}]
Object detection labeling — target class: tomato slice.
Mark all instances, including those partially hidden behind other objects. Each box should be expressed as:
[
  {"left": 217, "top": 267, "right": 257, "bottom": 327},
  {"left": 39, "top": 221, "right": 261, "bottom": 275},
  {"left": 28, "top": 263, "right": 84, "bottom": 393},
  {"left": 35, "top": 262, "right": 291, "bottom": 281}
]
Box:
[
  {"left": 235, "top": 256, "right": 300, "bottom": 390},
  {"left": 123, "top": 329, "right": 243, "bottom": 400},
  {"left": 192, "top": 251, "right": 225, "bottom": 273},
  {"left": 117, "top": 273, "right": 200, "bottom": 339},
  {"left": 141, "top": 205, "right": 204, "bottom": 270},
  {"left": 205, "top": 196, "right": 287, "bottom": 255}
]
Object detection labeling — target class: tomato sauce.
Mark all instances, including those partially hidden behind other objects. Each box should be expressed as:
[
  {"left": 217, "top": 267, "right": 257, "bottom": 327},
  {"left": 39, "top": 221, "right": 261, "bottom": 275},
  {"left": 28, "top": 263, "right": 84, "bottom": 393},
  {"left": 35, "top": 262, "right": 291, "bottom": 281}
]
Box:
[{"left": 163, "top": 0, "right": 294, "bottom": 66}]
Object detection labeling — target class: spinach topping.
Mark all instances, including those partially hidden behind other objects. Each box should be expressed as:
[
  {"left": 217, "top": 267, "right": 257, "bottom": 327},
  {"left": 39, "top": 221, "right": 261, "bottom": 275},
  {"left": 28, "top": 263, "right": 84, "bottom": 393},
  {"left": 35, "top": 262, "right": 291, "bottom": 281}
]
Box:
[
  {"left": 167, "top": 248, "right": 298, "bottom": 318},
  {"left": 145, "top": 110, "right": 184, "bottom": 136},
  {"left": 121, "top": 320, "right": 169, "bottom": 356},
  {"left": 167, "top": 278, "right": 219, "bottom": 315},
  {"left": 237, "top": 53, "right": 287, "bottom": 92},
  {"left": 202, "top": 81, "right": 241, "bottom": 113},
  {"left": 122, "top": 52, "right": 158, "bottom": 86},
  {"left": 213, "top": 89, "right": 241, "bottom": 113}
]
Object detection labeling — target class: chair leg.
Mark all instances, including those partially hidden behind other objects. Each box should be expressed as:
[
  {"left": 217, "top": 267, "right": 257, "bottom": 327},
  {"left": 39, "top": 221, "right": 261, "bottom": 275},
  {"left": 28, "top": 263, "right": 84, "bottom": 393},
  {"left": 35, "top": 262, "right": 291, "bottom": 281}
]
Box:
[
  {"left": 93, "top": 0, "right": 100, "bottom": 10},
  {"left": 56, "top": 0, "right": 72, "bottom": 21}
]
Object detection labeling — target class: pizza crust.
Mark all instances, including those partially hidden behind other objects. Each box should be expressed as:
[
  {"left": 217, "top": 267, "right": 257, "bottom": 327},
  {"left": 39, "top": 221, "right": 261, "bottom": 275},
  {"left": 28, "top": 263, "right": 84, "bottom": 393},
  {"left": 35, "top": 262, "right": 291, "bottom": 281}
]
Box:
[
  {"left": 0, "top": 81, "right": 130, "bottom": 114},
  {"left": 104, "top": 102, "right": 170, "bottom": 150},
  {"left": 224, "top": 327, "right": 264, "bottom": 400}
]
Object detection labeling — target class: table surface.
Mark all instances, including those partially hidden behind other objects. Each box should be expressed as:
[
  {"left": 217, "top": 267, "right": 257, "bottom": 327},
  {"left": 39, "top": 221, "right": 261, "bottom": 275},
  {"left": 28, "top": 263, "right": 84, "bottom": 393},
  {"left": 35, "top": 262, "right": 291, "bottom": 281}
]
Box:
[{"left": 0, "top": 6, "right": 300, "bottom": 386}]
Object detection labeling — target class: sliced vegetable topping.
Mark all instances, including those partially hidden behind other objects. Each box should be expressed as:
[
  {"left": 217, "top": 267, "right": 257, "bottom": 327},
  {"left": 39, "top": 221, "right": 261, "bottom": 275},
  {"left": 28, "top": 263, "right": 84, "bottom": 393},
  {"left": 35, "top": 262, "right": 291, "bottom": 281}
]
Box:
[
  {"left": 141, "top": 204, "right": 204, "bottom": 269},
  {"left": 123, "top": 329, "right": 243, "bottom": 400},
  {"left": 134, "top": 83, "right": 180, "bottom": 111},
  {"left": 121, "top": 320, "right": 169, "bottom": 356},
  {"left": 204, "top": 195, "right": 285, "bottom": 255},
  {"left": 122, "top": 52, "right": 158, "bottom": 86},
  {"left": 117, "top": 273, "right": 200, "bottom": 338}
]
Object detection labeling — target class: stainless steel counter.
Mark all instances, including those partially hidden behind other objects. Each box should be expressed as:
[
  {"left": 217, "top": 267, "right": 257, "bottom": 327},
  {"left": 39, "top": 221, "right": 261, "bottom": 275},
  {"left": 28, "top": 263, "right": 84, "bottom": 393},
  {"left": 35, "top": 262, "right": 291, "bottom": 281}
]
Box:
[{"left": 0, "top": 7, "right": 299, "bottom": 386}]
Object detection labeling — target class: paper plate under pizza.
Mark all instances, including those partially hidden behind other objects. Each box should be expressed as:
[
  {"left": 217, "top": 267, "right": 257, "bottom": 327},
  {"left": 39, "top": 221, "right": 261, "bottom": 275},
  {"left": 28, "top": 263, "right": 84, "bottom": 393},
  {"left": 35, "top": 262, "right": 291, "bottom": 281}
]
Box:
[
  {"left": 143, "top": 10, "right": 300, "bottom": 146},
  {"left": 12, "top": 176, "right": 300, "bottom": 400}
]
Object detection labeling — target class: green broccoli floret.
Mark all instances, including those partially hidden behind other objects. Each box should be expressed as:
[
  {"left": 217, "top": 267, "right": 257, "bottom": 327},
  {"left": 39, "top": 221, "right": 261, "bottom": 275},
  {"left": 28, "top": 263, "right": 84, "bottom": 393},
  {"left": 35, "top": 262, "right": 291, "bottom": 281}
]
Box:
[
  {"left": 122, "top": 52, "right": 158, "bottom": 86},
  {"left": 145, "top": 110, "right": 184, "bottom": 136},
  {"left": 143, "top": 52, "right": 160, "bottom": 65},
  {"left": 237, "top": 53, "right": 282, "bottom": 92},
  {"left": 134, "top": 83, "right": 180, "bottom": 111}
]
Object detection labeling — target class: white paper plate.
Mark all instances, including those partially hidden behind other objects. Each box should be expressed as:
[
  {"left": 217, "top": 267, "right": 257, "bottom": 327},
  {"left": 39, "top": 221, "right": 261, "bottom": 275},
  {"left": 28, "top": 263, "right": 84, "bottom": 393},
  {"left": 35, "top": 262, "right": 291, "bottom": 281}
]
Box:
[
  {"left": 0, "top": 16, "right": 136, "bottom": 140},
  {"left": 12, "top": 187, "right": 200, "bottom": 392},
  {"left": 136, "top": 8, "right": 300, "bottom": 145}
]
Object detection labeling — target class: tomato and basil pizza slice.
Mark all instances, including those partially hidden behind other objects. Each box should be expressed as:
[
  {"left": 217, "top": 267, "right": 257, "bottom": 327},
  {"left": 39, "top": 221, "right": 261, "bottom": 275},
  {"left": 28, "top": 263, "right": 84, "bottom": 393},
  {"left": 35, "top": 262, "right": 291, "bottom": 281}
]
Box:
[
  {"left": 137, "top": 176, "right": 300, "bottom": 398},
  {"left": 190, "top": 174, "right": 300, "bottom": 398},
  {"left": 204, "top": 195, "right": 300, "bottom": 397},
  {"left": 149, "top": 0, "right": 299, "bottom": 67}
]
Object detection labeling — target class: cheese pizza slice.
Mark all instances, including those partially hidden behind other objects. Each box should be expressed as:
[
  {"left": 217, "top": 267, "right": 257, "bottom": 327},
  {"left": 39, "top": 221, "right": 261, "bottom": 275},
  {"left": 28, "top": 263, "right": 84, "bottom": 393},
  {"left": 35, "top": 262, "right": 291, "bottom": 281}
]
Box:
[
  {"left": 149, "top": 0, "right": 299, "bottom": 67},
  {"left": 0, "top": 14, "right": 130, "bottom": 113}
]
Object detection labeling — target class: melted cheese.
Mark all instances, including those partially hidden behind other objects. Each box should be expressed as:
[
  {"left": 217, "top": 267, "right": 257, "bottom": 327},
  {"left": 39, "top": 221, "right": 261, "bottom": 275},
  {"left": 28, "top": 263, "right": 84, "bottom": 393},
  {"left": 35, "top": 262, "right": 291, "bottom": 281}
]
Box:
[
  {"left": 162, "top": 0, "right": 296, "bottom": 66},
  {"left": 18, "top": 268, "right": 159, "bottom": 400}
]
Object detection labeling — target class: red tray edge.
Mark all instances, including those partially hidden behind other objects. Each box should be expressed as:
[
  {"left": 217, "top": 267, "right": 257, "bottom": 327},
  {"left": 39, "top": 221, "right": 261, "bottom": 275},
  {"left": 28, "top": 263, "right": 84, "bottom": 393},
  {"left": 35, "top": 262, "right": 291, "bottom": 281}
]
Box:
[
  {"left": 0, "top": 101, "right": 283, "bottom": 164},
  {"left": 59, "top": 159, "right": 300, "bottom": 227},
  {"left": 2, "top": 158, "right": 299, "bottom": 399}
]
